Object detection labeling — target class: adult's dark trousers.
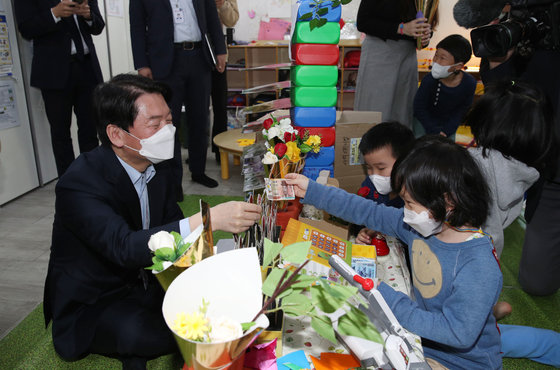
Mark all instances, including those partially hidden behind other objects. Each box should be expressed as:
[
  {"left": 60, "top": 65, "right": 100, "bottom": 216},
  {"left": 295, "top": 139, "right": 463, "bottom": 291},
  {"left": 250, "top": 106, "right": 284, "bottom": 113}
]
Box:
[
  {"left": 162, "top": 47, "right": 212, "bottom": 186},
  {"left": 40, "top": 56, "right": 99, "bottom": 177},
  {"left": 211, "top": 67, "right": 228, "bottom": 154},
  {"left": 519, "top": 180, "right": 560, "bottom": 296},
  {"left": 89, "top": 281, "right": 177, "bottom": 361}
]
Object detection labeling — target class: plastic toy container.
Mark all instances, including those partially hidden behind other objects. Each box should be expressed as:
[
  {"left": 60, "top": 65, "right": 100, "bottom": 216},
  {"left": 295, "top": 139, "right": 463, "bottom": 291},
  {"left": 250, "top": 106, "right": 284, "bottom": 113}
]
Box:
[
  {"left": 292, "top": 44, "right": 339, "bottom": 66},
  {"left": 291, "top": 65, "right": 338, "bottom": 87},
  {"left": 291, "top": 107, "right": 337, "bottom": 127},
  {"left": 293, "top": 22, "right": 340, "bottom": 44},
  {"left": 297, "top": 1, "right": 341, "bottom": 22},
  {"left": 304, "top": 146, "right": 335, "bottom": 166},
  {"left": 291, "top": 86, "right": 337, "bottom": 107},
  {"left": 295, "top": 126, "right": 336, "bottom": 147}
]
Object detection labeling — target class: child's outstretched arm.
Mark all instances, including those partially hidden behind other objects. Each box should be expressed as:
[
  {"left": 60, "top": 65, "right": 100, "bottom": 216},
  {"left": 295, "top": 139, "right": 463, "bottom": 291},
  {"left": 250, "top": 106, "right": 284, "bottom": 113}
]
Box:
[{"left": 285, "top": 174, "right": 405, "bottom": 240}]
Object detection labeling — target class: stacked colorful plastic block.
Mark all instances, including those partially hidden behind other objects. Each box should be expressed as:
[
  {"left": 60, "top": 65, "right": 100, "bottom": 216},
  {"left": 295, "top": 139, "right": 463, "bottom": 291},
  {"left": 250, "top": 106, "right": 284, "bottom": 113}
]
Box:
[{"left": 291, "top": 1, "right": 341, "bottom": 180}]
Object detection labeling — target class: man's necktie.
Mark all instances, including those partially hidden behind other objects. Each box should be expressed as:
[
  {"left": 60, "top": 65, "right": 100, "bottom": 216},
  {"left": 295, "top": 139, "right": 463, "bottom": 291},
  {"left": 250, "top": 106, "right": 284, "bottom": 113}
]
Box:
[{"left": 67, "top": 16, "right": 85, "bottom": 60}]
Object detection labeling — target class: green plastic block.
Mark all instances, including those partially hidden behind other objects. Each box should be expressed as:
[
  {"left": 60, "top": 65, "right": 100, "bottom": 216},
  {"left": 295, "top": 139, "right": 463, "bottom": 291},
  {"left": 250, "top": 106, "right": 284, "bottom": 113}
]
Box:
[
  {"left": 291, "top": 65, "right": 338, "bottom": 87},
  {"left": 291, "top": 86, "right": 338, "bottom": 107},
  {"left": 294, "top": 22, "right": 340, "bottom": 44}
]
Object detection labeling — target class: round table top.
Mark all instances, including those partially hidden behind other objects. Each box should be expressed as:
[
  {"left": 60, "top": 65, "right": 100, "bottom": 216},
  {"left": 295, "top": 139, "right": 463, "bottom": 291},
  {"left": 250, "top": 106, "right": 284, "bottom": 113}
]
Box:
[{"left": 213, "top": 128, "right": 256, "bottom": 154}]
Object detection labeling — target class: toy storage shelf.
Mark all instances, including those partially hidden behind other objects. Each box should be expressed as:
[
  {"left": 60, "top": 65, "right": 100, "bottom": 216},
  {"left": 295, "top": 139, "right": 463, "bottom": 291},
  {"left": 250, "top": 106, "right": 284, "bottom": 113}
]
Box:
[{"left": 226, "top": 40, "right": 363, "bottom": 113}]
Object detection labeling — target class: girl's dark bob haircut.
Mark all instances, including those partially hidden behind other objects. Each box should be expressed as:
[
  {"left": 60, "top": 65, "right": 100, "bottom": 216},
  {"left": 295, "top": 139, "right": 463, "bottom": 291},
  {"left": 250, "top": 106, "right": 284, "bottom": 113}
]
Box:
[
  {"left": 392, "top": 136, "right": 490, "bottom": 228},
  {"left": 465, "top": 80, "right": 556, "bottom": 172}
]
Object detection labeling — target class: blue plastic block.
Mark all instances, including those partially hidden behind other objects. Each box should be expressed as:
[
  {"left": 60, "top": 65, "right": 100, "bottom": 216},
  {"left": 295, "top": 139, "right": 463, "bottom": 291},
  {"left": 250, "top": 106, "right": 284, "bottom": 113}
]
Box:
[
  {"left": 292, "top": 107, "right": 337, "bottom": 127},
  {"left": 302, "top": 164, "right": 334, "bottom": 180},
  {"left": 305, "top": 146, "right": 335, "bottom": 166},
  {"left": 297, "top": 1, "right": 341, "bottom": 23}
]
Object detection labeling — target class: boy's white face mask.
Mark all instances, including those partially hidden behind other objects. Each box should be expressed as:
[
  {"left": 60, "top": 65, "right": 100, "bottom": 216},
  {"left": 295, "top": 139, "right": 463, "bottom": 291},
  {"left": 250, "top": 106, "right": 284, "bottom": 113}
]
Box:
[
  {"left": 369, "top": 174, "right": 392, "bottom": 195},
  {"left": 403, "top": 207, "right": 443, "bottom": 237},
  {"left": 431, "top": 62, "right": 460, "bottom": 79},
  {"left": 123, "top": 124, "right": 176, "bottom": 164}
]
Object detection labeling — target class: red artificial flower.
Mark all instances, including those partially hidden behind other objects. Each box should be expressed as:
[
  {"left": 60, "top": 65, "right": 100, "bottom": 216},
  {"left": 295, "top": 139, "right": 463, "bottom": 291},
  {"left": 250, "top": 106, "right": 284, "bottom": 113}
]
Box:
[
  {"left": 357, "top": 186, "right": 370, "bottom": 197},
  {"left": 263, "top": 118, "right": 274, "bottom": 130},
  {"left": 284, "top": 131, "right": 296, "bottom": 142},
  {"left": 274, "top": 142, "right": 287, "bottom": 158}
]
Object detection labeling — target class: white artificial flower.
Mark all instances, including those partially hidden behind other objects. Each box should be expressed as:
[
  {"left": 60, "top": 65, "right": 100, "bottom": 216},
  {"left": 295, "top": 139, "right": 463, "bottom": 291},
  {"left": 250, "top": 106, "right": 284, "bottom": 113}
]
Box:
[
  {"left": 148, "top": 231, "right": 175, "bottom": 252},
  {"left": 208, "top": 316, "right": 243, "bottom": 342},
  {"left": 162, "top": 261, "right": 173, "bottom": 270},
  {"left": 267, "top": 126, "right": 281, "bottom": 140},
  {"left": 262, "top": 151, "right": 279, "bottom": 164},
  {"left": 279, "top": 117, "right": 292, "bottom": 128},
  {"left": 264, "top": 141, "right": 271, "bottom": 149},
  {"left": 262, "top": 129, "right": 268, "bottom": 138}
]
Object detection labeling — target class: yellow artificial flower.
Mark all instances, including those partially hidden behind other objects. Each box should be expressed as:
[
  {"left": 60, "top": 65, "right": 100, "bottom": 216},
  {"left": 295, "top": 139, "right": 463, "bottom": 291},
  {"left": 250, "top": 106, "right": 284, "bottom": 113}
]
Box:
[
  {"left": 172, "top": 311, "right": 210, "bottom": 341},
  {"left": 285, "top": 141, "right": 301, "bottom": 162},
  {"left": 305, "top": 135, "right": 321, "bottom": 147}
]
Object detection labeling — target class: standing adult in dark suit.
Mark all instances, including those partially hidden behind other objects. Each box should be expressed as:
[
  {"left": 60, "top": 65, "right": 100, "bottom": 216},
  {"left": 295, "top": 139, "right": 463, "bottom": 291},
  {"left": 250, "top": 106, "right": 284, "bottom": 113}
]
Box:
[
  {"left": 130, "top": 0, "right": 227, "bottom": 192},
  {"left": 14, "top": 0, "right": 104, "bottom": 176},
  {"left": 43, "top": 74, "right": 261, "bottom": 368}
]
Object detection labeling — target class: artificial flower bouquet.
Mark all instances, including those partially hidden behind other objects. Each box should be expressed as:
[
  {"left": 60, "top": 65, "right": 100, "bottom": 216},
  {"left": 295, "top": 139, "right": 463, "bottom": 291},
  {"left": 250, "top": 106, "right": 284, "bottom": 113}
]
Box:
[{"left": 261, "top": 114, "right": 322, "bottom": 178}]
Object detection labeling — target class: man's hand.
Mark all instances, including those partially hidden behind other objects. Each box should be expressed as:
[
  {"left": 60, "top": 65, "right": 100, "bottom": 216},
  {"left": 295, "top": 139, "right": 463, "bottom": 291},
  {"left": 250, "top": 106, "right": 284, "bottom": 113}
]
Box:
[
  {"left": 356, "top": 228, "right": 376, "bottom": 245},
  {"left": 211, "top": 201, "right": 262, "bottom": 233},
  {"left": 138, "top": 67, "right": 153, "bottom": 79},
  {"left": 215, "top": 0, "right": 225, "bottom": 8},
  {"left": 74, "top": 0, "right": 92, "bottom": 20},
  {"left": 284, "top": 173, "right": 310, "bottom": 199},
  {"left": 52, "top": 0, "right": 77, "bottom": 18},
  {"left": 216, "top": 54, "right": 227, "bottom": 73}
]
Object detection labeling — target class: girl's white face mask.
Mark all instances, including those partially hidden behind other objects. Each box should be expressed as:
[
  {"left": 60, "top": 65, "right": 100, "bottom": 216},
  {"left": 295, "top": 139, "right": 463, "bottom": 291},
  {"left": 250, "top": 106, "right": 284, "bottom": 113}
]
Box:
[
  {"left": 369, "top": 174, "right": 392, "bottom": 195},
  {"left": 123, "top": 124, "right": 176, "bottom": 164},
  {"left": 403, "top": 207, "right": 442, "bottom": 237},
  {"left": 431, "top": 62, "right": 460, "bottom": 79}
]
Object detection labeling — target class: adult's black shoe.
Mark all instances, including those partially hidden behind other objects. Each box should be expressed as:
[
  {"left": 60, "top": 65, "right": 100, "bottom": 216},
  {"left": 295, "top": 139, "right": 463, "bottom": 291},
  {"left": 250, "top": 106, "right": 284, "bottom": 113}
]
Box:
[
  {"left": 120, "top": 356, "right": 147, "bottom": 370},
  {"left": 192, "top": 174, "right": 218, "bottom": 188}
]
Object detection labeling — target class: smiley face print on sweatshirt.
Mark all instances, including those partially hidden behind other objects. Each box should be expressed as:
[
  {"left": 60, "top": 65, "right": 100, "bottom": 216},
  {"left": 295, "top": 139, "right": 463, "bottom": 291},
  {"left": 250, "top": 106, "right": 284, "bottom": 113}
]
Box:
[{"left": 411, "top": 239, "right": 442, "bottom": 299}]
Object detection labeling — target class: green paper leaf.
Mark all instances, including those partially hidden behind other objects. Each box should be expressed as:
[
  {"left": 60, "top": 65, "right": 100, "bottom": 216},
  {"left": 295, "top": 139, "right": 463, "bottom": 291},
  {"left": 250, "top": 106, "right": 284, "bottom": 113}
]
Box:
[
  {"left": 317, "top": 18, "right": 328, "bottom": 28},
  {"left": 337, "top": 306, "right": 384, "bottom": 344},
  {"left": 300, "top": 12, "right": 313, "bottom": 20},
  {"left": 262, "top": 267, "right": 288, "bottom": 297},
  {"left": 280, "top": 241, "right": 311, "bottom": 264},
  {"left": 277, "top": 287, "right": 295, "bottom": 300},
  {"left": 146, "top": 256, "right": 164, "bottom": 271},
  {"left": 310, "top": 285, "right": 345, "bottom": 314},
  {"left": 263, "top": 238, "right": 284, "bottom": 268},
  {"left": 341, "top": 0, "right": 352, "bottom": 5},
  {"left": 289, "top": 273, "right": 319, "bottom": 289},
  {"left": 280, "top": 292, "right": 313, "bottom": 316},
  {"left": 299, "top": 143, "right": 312, "bottom": 154},
  {"left": 241, "top": 322, "right": 256, "bottom": 331},
  {"left": 317, "top": 7, "right": 329, "bottom": 16},
  {"left": 154, "top": 247, "right": 176, "bottom": 261},
  {"left": 311, "top": 314, "right": 336, "bottom": 343},
  {"left": 318, "top": 279, "right": 358, "bottom": 301},
  {"left": 309, "top": 18, "right": 319, "bottom": 31},
  {"left": 332, "top": 0, "right": 342, "bottom": 7}
]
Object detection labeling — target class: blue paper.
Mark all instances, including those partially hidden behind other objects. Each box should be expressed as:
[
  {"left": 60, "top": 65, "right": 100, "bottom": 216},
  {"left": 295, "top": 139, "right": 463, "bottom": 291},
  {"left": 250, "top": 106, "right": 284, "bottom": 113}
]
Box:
[{"left": 277, "top": 350, "right": 311, "bottom": 370}]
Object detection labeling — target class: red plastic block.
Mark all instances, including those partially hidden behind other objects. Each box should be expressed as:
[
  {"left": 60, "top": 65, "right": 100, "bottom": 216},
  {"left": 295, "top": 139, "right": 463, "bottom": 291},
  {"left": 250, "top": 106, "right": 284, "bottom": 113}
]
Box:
[
  {"left": 292, "top": 43, "right": 340, "bottom": 66},
  {"left": 295, "top": 126, "right": 336, "bottom": 147}
]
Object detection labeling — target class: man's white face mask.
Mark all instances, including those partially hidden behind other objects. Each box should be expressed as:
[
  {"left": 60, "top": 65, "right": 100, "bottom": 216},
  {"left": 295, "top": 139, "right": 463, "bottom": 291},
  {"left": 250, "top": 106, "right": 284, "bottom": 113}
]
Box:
[{"left": 123, "top": 124, "right": 176, "bottom": 164}]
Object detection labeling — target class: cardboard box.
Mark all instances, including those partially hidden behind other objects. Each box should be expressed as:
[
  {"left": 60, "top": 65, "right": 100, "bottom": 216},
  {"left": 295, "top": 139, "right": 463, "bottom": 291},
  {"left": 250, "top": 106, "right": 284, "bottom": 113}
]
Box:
[{"left": 334, "top": 111, "right": 382, "bottom": 193}]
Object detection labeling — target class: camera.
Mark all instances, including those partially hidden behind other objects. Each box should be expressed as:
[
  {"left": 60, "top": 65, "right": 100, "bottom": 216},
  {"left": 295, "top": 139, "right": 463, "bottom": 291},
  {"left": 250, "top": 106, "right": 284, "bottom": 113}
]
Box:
[{"left": 471, "top": 0, "right": 560, "bottom": 57}]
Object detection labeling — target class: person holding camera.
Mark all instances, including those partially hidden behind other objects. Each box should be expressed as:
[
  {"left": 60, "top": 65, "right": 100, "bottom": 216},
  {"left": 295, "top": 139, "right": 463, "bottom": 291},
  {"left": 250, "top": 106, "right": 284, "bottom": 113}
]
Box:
[{"left": 14, "top": 0, "right": 105, "bottom": 177}]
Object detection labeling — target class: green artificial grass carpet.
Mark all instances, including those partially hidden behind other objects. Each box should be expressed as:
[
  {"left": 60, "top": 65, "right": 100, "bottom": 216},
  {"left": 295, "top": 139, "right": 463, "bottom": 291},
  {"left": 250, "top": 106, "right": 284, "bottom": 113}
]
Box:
[{"left": 0, "top": 205, "right": 558, "bottom": 369}]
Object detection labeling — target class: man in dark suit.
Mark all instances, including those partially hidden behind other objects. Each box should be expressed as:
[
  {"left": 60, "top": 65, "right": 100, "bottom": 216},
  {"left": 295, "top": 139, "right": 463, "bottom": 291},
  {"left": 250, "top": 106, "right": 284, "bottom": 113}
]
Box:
[
  {"left": 130, "top": 0, "right": 227, "bottom": 192},
  {"left": 14, "top": 0, "right": 105, "bottom": 176},
  {"left": 44, "top": 74, "right": 261, "bottom": 368}
]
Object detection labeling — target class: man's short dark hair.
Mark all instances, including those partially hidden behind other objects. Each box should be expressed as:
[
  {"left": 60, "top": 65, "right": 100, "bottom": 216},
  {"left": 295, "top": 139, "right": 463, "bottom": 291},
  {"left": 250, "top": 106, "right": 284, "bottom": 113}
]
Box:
[
  {"left": 358, "top": 121, "right": 415, "bottom": 161},
  {"left": 437, "top": 34, "right": 472, "bottom": 64},
  {"left": 92, "top": 74, "right": 172, "bottom": 147},
  {"left": 392, "top": 135, "right": 490, "bottom": 228}
]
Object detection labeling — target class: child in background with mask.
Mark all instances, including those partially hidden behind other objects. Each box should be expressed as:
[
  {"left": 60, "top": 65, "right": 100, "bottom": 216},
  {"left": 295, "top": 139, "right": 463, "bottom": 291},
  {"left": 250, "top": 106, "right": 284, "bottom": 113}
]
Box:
[
  {"left": 352, "top": 122, "right": 415, "bottom": 244},
  {"left": 286, "top": 136, "right": 502, "bottom": 369},
  {"left": 413, "top": 34, "right": 476, "bottom": 140}
]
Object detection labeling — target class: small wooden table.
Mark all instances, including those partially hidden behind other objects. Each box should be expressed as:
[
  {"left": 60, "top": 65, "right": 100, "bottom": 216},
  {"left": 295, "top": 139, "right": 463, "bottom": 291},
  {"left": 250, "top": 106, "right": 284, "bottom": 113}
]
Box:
[{"left": 213, "top": 128, "right": 256, "bottom": 179}]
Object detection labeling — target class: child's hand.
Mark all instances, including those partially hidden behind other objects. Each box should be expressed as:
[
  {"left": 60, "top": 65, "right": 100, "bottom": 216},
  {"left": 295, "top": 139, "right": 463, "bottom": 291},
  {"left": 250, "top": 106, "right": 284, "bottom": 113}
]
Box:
[
  {"left": 356, "top": 228, "right": 376, "bottom": 244},
  {"left": 284, "top": 173, "right": 310, "bottom": 198}
]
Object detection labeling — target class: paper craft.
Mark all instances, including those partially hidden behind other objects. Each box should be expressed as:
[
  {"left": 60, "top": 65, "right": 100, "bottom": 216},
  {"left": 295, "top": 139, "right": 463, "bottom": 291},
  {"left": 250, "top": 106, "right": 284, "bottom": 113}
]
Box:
[
  {"left": 265, "top": 178, "right": 296, "bottom": 201},
  {"left": 310, "top": 352, "right": 360, "bottom": 370},
  {"left": 351, "top": 243, "right": 377, "bottom": 280},
  {"left": 277, "top": 349, "right": 311, "bottom": 370},
  {"left": 258, "top": 18, "right": 291, "bottom": 40}
]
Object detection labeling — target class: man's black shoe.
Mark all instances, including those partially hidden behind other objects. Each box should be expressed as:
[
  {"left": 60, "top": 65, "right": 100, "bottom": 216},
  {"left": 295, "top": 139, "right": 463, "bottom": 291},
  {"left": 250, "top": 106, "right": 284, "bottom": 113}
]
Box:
[{"left": 192, "top": 174, "right": 218, "bottom": 188}]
